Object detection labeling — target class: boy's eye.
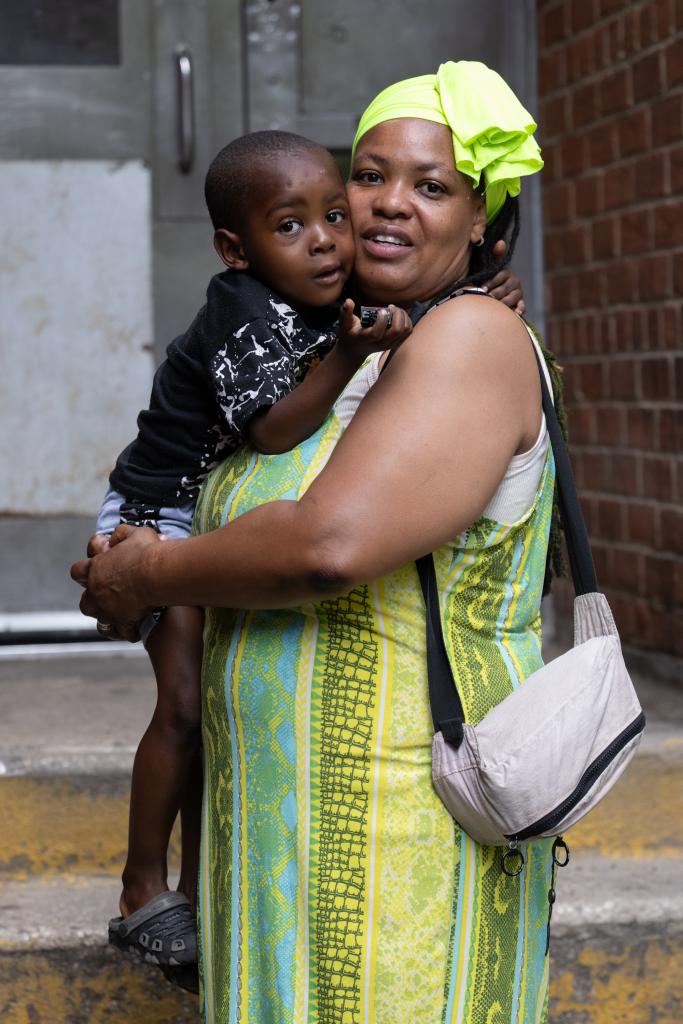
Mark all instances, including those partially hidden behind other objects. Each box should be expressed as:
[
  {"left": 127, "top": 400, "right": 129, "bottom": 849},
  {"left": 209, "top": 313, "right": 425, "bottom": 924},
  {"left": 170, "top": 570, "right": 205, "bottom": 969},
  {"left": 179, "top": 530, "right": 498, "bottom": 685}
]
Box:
[
  {"left": 278, "top": 218, "right": 302, "bottom": 235},
  {"left": 326, "top": 209, "right": 347, "bottom": 224}
]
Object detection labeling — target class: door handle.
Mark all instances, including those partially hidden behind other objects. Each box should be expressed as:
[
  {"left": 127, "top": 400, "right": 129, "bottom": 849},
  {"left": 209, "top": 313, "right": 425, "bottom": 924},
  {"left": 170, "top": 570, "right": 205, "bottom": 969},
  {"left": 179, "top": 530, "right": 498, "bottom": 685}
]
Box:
[{"left": 174, "top": 46, "right": 194, "bottom": 174}]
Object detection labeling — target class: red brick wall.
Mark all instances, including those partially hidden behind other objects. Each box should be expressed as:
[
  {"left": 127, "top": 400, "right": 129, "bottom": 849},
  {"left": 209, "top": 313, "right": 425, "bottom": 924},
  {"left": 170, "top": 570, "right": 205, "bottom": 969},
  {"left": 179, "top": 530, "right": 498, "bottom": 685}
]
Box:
[{"left": 537, "top": 0, "right": 683, "bottom": 657}]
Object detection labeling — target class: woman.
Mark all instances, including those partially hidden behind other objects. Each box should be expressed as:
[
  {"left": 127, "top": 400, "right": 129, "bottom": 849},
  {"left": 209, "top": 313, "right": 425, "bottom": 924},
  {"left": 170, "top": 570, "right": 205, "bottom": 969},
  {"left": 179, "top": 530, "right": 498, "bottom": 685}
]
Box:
[{"left": 75, "top": 62, "right": 556, "bottom": 1023}]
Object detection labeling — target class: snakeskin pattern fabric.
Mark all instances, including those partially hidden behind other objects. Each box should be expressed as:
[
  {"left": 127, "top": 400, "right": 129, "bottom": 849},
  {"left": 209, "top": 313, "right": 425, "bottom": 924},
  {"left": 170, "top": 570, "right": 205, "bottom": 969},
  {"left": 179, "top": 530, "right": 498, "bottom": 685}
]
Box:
[{"left": 195, "top": 361, "right": 556, "bottom": 1024}]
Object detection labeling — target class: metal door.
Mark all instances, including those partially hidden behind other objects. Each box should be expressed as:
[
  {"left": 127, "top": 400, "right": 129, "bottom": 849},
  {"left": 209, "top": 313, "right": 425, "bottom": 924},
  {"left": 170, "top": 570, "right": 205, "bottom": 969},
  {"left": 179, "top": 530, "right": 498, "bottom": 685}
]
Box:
[
  {"left": 242, "top": 0, "right": 543, "bottom": 320},
  {"left": 0, "top": 0, "right": 542, "bottom": 623},
  {"left": 0, "top": 0, "right": 242, "bottom": 618}
]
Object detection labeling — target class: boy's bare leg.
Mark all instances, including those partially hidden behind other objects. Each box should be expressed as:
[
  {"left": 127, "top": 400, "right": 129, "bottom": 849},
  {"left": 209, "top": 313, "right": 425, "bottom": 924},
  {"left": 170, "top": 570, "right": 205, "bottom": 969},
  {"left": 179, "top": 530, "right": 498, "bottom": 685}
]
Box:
[
  {"left": 178, "top": 745, "right": 203, "bottom": 911},
  {"left": 120, "top": 604, "right": 204, "bottom": 917}
]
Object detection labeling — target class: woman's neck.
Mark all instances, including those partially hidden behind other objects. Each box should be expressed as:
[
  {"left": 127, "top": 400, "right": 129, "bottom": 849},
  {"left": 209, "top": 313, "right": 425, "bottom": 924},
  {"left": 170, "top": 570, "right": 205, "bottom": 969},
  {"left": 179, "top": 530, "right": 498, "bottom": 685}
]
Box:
[{"left": 349, "top": 269, "right": 470, "bottom": 312}]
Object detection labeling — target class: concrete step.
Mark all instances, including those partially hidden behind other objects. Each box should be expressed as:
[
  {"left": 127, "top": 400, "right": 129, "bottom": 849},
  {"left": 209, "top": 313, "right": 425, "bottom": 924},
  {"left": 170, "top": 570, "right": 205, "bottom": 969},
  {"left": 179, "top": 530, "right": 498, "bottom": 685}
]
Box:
[
  {"left": 566, "top": 726, "right": 683, "bottom": 860},
  {"left": 0, "top": 649, "right": 154, "bottom": 779},
  {"left": 1, "top": 650, "right": 682, "bottom": 1021},
  {"left": 3, "top": 741, "right": 679, "bottom": 879},
  {"left": 1, "top": 653, "right": 682, "bottom": 877},
  {"left": 0, "top": 877, "right": 197, "bottom": 1023},
  {"left": 0, "top": 652, "right": 180, "bottom": 879},
  {"left": 0, "top": 774, "right": 181, "bottom": 879},
  {"left": 0, "top": 860, "right": 681, "bottom": 1022},
  {"left": 550, "top": 857, "right": 683, "bottom": 1022}
]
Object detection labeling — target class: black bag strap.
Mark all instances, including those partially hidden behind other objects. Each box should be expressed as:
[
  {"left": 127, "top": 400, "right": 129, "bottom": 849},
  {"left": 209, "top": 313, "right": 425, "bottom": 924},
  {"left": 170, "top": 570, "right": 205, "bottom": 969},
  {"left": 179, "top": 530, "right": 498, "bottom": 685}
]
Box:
[
  {"left": 411, "top": 291, "right": 597, "bottom": 740},
  {"left": 415, "top": 554, "right": 466, "bottom": 746}
]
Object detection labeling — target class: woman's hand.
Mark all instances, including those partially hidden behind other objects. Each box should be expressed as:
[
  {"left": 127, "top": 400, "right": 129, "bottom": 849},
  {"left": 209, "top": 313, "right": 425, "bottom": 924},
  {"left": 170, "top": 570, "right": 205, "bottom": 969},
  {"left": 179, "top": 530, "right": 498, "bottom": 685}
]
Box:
[
  {"left": 71, "top": 524, "right": 163, "bottom": 639},
  {"left": 482, "top": 239, "right": 525, "bottom": 315}
]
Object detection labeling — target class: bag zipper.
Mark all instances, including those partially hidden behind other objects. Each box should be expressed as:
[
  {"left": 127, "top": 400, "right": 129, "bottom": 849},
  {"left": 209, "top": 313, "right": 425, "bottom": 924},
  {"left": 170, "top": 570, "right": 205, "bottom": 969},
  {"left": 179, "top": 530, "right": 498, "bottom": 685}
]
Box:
[{"left": 505, "top": 710, "right": 645, "bottom": 843}]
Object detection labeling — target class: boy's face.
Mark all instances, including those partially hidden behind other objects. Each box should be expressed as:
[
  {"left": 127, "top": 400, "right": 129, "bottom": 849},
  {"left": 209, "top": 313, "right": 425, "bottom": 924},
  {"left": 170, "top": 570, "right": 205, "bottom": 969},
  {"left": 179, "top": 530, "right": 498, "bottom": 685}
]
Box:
[{"left": 234, "top": 151, "right": 355, "bottom": 311}]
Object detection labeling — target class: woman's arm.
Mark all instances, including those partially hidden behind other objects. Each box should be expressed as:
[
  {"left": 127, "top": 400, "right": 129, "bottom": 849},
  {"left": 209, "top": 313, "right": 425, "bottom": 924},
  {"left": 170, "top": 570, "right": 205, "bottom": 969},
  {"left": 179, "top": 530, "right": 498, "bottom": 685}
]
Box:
[{"left": 73, "top": 298, "right": 540, "bottom": 623}]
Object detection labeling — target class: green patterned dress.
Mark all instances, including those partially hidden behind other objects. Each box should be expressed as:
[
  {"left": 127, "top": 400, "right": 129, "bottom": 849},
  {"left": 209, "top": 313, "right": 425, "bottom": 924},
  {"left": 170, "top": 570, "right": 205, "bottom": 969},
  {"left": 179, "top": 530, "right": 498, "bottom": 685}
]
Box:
[{"left": 195, "top": 358, "right": 556, "bottom": 1024}]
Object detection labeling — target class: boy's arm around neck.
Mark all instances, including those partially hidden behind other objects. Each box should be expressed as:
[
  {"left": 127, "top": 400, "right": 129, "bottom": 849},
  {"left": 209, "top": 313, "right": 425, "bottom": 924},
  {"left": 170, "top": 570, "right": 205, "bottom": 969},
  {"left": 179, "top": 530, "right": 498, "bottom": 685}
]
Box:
[{"left": 248, "top": 299, "right": 412, "bottom": 454}]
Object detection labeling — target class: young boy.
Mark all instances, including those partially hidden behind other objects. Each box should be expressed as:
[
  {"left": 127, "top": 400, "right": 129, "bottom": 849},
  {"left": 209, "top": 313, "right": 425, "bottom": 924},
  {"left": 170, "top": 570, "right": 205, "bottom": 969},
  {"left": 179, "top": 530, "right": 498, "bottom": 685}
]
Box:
[{"left": 95, "top": 131, "right": 413, "bottom": 983}]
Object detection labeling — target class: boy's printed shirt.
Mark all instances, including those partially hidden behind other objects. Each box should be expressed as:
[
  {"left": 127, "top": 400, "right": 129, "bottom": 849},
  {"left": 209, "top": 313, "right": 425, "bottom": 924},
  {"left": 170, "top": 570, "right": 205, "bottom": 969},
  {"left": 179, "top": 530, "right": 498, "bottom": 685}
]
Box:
[{"left": 109, "top": 272, "right": 337, "bottom": 510}]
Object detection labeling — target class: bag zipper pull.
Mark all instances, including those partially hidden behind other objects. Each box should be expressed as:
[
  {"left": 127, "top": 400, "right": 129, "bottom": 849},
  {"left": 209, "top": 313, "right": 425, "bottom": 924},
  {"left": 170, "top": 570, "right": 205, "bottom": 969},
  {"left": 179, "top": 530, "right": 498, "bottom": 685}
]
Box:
[
  {"left": 501, "top": 839, "right": 525, "bottom": 877},
  {"left": 545, "top": 836, "right": 570, "bottom": 956}
]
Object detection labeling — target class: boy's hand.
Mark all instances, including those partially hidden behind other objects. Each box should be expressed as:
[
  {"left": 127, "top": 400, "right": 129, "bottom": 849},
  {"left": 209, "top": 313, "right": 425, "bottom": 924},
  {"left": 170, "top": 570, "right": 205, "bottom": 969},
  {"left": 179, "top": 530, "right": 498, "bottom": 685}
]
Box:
[
  {"left": 337, "top": 298, "right": 412, "bottom": 362},
  {"left": 482, "top": 239, "right": 525, "bottom": 316},
  {"left": 86, "top": 532, "right": 111, "bottom": 556}
]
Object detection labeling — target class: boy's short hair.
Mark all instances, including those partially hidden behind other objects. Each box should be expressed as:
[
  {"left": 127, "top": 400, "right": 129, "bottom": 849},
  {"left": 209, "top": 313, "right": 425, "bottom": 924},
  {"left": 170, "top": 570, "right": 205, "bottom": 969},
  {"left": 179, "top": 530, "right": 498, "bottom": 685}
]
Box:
[{"left": 205, "top": 130, "right": 333, "bottom": 232}]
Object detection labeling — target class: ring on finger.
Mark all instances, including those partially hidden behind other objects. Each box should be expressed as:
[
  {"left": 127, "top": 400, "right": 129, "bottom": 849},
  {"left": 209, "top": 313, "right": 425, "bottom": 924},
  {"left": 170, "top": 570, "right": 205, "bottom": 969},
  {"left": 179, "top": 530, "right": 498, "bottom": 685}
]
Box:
[
  {"left": 384, "top": 309, "right": 393, "bottom": 330},
  {"left": 96, "top": 620, "right": 113, "bottom": 637}
]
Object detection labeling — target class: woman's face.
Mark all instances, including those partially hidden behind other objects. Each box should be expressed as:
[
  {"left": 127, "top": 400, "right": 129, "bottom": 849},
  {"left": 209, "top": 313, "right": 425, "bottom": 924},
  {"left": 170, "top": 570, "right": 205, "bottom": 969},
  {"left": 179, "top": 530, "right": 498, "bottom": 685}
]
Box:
[{"left": 347, "top": 118, "right": 486, "bottom": 307}]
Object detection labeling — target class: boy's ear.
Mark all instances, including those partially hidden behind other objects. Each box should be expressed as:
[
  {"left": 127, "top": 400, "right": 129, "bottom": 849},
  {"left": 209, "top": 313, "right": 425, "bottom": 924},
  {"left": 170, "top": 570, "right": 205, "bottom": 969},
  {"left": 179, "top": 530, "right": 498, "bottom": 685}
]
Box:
[{"left": 213, "top": 228, "right": 249, "bottom": 270}]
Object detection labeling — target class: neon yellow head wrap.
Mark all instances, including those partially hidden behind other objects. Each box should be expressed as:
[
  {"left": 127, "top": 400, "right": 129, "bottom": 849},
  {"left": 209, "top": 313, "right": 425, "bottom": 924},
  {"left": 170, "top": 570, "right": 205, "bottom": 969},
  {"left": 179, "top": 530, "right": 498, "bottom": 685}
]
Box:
[{"left": 352, "top": 61, "right": 543, "bottom": 224}]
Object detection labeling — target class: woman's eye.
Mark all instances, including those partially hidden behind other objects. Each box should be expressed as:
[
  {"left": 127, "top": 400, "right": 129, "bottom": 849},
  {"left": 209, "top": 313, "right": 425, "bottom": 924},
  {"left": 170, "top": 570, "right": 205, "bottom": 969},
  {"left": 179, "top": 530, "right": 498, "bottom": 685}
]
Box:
[
  {"left": 278, "top": 219, "right": 302, "bottom": 235},
  {"left": 326, "top": 209, "right": 347, "bottom": 224},
  {"left": 420, "top": 181, "right": 445, "bottom": 196},
  {"left": 355, "top": 170, "right": 383, "bottom": 184}
]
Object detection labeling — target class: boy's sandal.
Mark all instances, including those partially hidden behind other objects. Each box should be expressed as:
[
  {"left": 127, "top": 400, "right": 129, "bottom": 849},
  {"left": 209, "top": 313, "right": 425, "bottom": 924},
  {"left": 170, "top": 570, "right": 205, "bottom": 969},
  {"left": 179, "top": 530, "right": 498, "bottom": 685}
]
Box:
[
  {"left": 108, "top": 891, "right": 197, "bottom": 968},
  {"left": 161, "top": 963, "right": 200, "bottom": 995}
]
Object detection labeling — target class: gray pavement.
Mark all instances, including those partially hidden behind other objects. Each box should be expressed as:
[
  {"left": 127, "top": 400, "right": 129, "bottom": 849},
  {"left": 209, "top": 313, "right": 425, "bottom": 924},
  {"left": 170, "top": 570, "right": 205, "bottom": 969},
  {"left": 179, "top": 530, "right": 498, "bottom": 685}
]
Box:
[{"left": 0, "top": 650, "right": 152, "bottom": 776}]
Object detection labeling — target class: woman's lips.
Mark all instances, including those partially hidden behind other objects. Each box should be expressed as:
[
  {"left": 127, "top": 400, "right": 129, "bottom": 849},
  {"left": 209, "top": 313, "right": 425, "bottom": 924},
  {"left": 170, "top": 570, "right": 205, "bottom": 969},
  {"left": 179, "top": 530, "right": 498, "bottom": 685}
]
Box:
[{"left": 360, "top": 231, "right": 413, "bottom": 260}]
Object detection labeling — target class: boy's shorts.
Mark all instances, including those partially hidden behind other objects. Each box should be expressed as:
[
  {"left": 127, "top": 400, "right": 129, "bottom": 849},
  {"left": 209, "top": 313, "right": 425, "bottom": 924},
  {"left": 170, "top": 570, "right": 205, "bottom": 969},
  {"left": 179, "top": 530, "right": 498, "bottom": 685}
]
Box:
[
  {"left": 96, "top": 488, "right": 195, "bottom": 539},
  {"left": 95, "top": 488, "right": 196, "bottom": 644}
]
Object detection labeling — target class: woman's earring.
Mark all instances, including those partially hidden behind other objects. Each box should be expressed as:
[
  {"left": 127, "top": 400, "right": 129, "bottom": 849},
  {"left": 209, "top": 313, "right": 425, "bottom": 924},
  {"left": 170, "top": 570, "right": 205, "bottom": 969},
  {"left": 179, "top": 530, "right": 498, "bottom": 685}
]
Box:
[{"left": 474, "top": 235, "right": 485, "bottom": 247}]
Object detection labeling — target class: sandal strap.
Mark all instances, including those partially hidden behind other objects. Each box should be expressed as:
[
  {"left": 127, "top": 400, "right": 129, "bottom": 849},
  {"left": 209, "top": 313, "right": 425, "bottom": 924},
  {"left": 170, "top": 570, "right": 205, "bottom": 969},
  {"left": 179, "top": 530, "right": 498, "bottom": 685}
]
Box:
[
  {"left": 117, "top": 891, "right": 191, "bottom": 938},
  {"left": 110, "top": 891, "right": 197, "bottom": 967}
]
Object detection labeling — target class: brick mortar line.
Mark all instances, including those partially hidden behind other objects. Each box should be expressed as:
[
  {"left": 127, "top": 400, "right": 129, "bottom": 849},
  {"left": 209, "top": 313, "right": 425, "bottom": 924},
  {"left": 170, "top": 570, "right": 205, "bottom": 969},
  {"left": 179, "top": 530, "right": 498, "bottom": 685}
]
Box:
[
  {"left": 546, "top": 353, "right": 680, "bottom": 363},
  {"left": 543, "top": 199, "right": 683, "bottom": 217},
  {"left": 545, "top": 241, "right": 683, "bottom": 251},
  {"left": 570, "top": 440, "right": 681, "bottom": 446},
  {"left": 573, "top": 485, "right": 679, "bottom": 498},
  {"left": 539, "top": 49, "right": 681, "bottom": 100},
  {"left": 545, "top": 300, "right": 683, "bottom": 308},
  {"left": 581, "top": 536, "right": 680, "bottom": 553},
  {"left": 546, "top": 307, "right": 682, "bottom": 314},
  {"left": 544, "top": 235, "right": 683, "bottom": 248},
  {"left": 576, "top": 494, "right": 683, "bottom": 509},
  {"left": 545, "top": 315, "right": 682, "bottom": 324},
  {"left": 540, "top": 136, "right": 683, "bottom": 163},
  {"left": 539, "top": 5, "right": 679, "bottom": 56},
  {"left": 544, "top": 279, "right": 681, "bottom": 287},
  {"left": 564, "top": 414, "right": 680, "bottom": 421},
  {"left": 539, "top": 70, "right": 679, "bottom": 107},
  {"left": 544, "top": 295, "right": 682, "bottom": 306},
  {"left": 590, "top": 540, "right": 680, "bottom": 557},
  {"left": 540, "top": 96, "right": 683, "bottom": 141},
  {"left": 546, "top": 312, "right": 680, "bottom": 321},
  {"left": 540, "top": 194, "right": 683, "bottom": 212}
]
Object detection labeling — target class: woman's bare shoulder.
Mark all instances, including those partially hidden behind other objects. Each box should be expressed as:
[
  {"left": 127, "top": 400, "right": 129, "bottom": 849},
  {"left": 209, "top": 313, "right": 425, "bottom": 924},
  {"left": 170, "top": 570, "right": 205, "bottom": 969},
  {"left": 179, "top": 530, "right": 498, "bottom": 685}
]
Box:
[
  {"left": 404, "top": 292, "right": 532, "bottom": 373},
  {"left": 421, "top": 291, "right": 525, "bottom": 333}
]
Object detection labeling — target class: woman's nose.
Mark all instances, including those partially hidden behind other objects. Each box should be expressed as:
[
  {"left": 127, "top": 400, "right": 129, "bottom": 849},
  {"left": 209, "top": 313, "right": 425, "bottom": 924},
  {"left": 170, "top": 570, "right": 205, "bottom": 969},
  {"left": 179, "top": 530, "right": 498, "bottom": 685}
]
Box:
[{"left": 372, "top": 182, "right": 410, "bottom": 219}]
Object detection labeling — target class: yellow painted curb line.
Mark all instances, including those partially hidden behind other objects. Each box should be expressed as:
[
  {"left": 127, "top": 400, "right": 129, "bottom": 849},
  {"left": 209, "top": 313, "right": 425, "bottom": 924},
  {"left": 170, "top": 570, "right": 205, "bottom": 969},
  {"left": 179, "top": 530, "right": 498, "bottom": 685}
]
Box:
[
  {"left": 0, "top": 778, "right": 180, "bottom": 878},
  {"left": 0, "top": 950, "right": 197, "bottom": 1024},
  {"left": 569, "top": 754, "right": 683, "bottom": 859},
  {"left": 551, "top": 933, "right": 683, "bottom": 1023}
]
